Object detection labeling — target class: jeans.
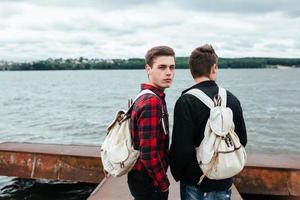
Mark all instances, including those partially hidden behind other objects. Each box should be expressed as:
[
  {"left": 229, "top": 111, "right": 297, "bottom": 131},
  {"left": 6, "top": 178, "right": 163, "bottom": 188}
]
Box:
[
  {"left": 180, "top": 182, "right": 231, "bottom": 200},
  {"left": 127, "top": 170, "right": 169, "bottom": 200}
]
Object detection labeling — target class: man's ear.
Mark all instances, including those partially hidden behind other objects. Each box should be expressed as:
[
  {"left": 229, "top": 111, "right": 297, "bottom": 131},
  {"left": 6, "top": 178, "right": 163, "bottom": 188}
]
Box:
[
  {"left": 145, "top": 64, "right": 151, "bottom": 75},
  {"left": 211, "top": 64, "right": 217, "bottom": 74}
]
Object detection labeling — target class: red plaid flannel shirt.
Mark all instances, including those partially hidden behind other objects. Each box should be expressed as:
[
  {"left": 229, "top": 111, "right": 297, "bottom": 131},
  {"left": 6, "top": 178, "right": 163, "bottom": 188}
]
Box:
[{"left": 130, "top": 84, "right": 170, "bottom": 191}]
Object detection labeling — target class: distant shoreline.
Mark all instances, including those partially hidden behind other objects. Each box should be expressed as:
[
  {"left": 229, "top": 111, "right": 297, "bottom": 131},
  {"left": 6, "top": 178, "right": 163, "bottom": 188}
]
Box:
[
  {"left": 0, "top": 66, "right": 298, "bottom": 72},
  {"left": 1, "top": 57, "right": 299, "bottom": 71}
]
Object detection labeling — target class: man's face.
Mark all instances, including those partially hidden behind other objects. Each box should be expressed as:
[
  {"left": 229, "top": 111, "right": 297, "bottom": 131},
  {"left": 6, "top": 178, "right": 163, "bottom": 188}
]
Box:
[{"left": 146, "top": 56, "right": 175, "bottom": 90}]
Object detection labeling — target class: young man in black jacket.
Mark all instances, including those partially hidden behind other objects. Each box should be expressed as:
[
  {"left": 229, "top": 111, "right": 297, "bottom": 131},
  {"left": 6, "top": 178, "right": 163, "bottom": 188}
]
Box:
[{"left": 169, "top": 44, "right": 247, "bottom": 200}]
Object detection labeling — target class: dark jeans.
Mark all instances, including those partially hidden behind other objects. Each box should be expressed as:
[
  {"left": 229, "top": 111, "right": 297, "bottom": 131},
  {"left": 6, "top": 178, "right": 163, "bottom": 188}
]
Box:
[
  {"left": 127, "top": 170, "right": 169, "bottom": 200},
  {"left": 180, "top": 182, "right": 231, "bottom": 200}
]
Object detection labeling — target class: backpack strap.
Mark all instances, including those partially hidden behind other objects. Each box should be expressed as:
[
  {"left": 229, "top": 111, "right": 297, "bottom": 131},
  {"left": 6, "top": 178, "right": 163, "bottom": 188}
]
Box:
[
  {"left": 133, "top": 89, "right": 155, "bottom": 104},
  {"left": 218, "top": 87, "right": 227, "bottom": 107},
  {"left": 185, "top": 89, "right": 214, "bottom": 109},
  {"left": 126, "top": 89, "right": 155, "bottom": 114},
  {"left": 185, "top": 87, "right": 228, "bottom": 108},
  {"left": 127, "top": 89, "right": 168, "bottom": 135}
]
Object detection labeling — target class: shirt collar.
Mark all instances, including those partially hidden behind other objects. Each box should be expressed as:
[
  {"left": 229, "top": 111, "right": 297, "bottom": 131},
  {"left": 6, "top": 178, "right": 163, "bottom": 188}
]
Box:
[
  {"left": 182, "top": 80, "right": 217, "bottom": 94},
  {"left": 141, "top": 83, "right": 166, "bottom": 99}
]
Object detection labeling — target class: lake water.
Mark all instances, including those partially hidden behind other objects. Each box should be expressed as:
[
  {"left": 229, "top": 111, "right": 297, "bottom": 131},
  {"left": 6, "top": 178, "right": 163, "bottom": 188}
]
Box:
[{"left": 1, "top": 68, "right": 300, "bottom": 199}]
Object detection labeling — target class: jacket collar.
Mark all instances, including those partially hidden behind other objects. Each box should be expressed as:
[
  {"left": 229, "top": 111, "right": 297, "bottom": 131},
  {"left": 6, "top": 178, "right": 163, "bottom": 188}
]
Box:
[
  {"left": 141, "top": 83, "right": 165, "bottom": 99},
  {"left": 182, "top": 80, "right": 217, "bottom": 94}
]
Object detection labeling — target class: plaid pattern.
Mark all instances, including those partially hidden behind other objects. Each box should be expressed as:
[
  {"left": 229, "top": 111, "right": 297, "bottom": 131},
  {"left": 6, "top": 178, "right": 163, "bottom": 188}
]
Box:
[{"left": 130, "top": 84, "right": 170, "bottom": 191}]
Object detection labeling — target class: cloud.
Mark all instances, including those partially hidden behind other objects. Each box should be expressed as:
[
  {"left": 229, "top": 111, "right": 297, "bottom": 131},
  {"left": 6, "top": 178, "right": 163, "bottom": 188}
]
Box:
[
  {"left": 0, "top": 3, "right": 23, "bottom": 18},
  {"left": 0, "top": 0, "right": 158, "bottom": 11},
  {"left": 5, "top": 0, "right": 297, "bottom": 15},
  {"left": 285, "top": 9, "right": 300, "bottom": 18},
  {"left": 172, "top": 0, "right": 300, "bottom": 17},
  {"left": 0, "top": 0, "right": 299, "bottom": 61}
]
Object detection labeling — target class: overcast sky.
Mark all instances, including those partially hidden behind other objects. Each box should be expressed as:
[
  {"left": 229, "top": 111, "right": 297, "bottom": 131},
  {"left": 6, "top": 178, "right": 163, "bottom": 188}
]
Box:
[{"left": 0, "top": 0, "right": 300, "bottom": 61}]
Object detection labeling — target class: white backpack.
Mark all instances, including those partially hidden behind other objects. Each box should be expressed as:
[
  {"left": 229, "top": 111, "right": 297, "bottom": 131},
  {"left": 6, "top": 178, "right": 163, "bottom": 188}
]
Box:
[
  {"left": 101, "top": 89, "right": 155, "bottom": 177},
  {"left": 186, "top": 87, "right": 247, "bottom": 184}
]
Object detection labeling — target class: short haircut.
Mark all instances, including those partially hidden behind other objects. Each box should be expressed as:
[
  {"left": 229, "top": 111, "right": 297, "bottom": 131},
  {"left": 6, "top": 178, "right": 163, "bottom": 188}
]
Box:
[
  {"left": 145, "top": 46, "right": 175, "bottom": 67},
  {"left": 189, "top": 44, "right": 218, "bottom": 78}
]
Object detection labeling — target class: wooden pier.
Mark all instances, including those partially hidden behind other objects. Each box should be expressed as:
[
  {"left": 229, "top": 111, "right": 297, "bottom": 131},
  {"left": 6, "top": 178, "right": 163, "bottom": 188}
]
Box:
[
  {"left": 87, "top": 172, "right": 243, "bottom": 200},
  {"left": 1, "top": 142, "right": 300, "bottom": 199}
]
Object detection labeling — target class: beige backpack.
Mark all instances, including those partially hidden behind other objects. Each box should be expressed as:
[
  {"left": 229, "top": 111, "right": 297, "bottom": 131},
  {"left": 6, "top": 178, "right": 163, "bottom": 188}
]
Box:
[
  {"left": 101, "top": 89, "right": 155, "bottom": 177},
  {"left": 186, "top": 87, "right": 247, "bottom": 184}
]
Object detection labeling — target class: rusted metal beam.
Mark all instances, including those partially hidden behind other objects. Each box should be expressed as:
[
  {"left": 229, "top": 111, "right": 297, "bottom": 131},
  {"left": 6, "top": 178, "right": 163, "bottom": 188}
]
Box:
[
  {"left": 1, "top": 142, "right": 300, "bottom": 198},
  {"left": 0, "top": 142, "right": 104, "bottom": 183},
  {"left": 234, "top": 153, "right": 300, "bottom": 197}
]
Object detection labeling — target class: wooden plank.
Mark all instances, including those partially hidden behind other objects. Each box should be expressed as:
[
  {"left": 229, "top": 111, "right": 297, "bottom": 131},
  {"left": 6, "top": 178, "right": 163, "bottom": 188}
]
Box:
[
  {"left": 88, "top": 172, "right": 242, "bottom": 200},
  {"left": 88, "top": 172, "right": 180, "bottom": 200},
  {"left": 232, "top": 184, "right": 243, "bottom": 200}
]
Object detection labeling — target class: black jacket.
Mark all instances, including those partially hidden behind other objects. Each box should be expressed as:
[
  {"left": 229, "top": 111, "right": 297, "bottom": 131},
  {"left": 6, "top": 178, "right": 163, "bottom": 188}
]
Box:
[{"left": 169, "top": 80, "right": 247, "bottom": 192}]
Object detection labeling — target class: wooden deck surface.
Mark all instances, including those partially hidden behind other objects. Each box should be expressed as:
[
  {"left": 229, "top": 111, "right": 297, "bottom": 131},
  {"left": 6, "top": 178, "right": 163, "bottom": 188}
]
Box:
[{"left": 87, "top": 172, "right": 242, "bottom": 200}]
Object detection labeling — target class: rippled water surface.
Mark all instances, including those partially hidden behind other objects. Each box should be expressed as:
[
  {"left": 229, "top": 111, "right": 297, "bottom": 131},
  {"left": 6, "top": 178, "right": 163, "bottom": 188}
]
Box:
[{"left": 1, "top": 68, "right": 300, "bottom": 199}]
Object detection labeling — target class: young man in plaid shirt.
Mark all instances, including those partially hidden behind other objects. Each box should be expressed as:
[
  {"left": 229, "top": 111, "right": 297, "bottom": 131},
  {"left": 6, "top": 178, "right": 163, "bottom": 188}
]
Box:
[{"left": 127, "top": 46, "right": 176, "bottom": 200}]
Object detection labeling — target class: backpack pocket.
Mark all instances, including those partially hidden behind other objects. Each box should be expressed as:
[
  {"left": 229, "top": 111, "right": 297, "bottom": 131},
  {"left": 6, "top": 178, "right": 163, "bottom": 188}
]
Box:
[
  {"left": 107, "top": 141, "right": 129, "bottom": 164},
  {"left": 210, "top": 107, "right": 233, "bottom": 137}
]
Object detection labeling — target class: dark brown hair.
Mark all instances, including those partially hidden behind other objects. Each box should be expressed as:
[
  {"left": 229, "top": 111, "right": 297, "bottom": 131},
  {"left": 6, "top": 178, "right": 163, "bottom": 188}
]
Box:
[
  {"left": 189, "top": 44, "right": 218, "bottom": 78},
  {"left": 145, "top": 46, "right": 175, "bottom": 67}
]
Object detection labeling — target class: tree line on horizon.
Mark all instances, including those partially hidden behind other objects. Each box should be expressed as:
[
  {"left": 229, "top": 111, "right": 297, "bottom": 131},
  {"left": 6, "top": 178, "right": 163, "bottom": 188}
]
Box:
[{"left": 1, "top": 57, "right": 300, "bottom": 71}]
